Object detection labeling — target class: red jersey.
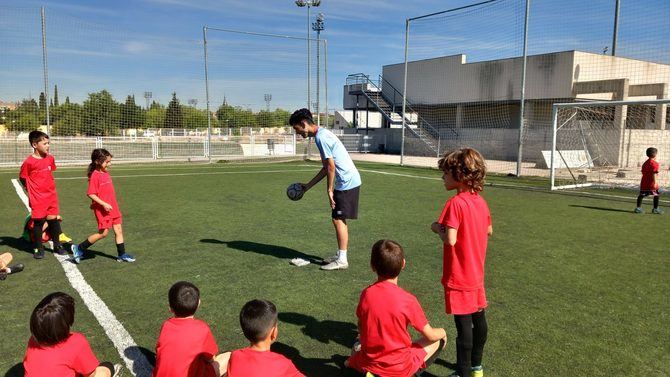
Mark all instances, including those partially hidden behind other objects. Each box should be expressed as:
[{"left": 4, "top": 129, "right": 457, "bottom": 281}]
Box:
[
  {"left": 227, "top": 348, "right": 304, "bottom": 377},
  {"left": 640, "top": 158, "right": 660, "bottom": 190},
  {"left": 88, "top": 170, "right": 121, "bottom": 218},
  {"left": 347, "top": 281, "right": 429, "bottom": 377},
  {"left": 438, "top": 191, "right": 491, "bottom": 290},
  {"left": 20, "top": 154, "right": 57, "bottom": 208},
  {"left": 153, "top": 317, "right": 219, "bottom": 377},
  {"left": 23, "top": 332, "right": 99, "bottom": 377}
]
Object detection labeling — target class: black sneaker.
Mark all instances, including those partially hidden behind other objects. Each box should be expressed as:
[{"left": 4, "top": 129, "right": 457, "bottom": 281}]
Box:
[
  {"left": 9, "top": 263, "right": 24, "bottom": 274},
  {"left": 34, "top": 249, "right": 45, "bottom": 259},
  {"left": 55, "top": 247, "right": 68, "bottom": 256},
  {"left": 0, "top": 271, "right": 6, "bottom": 281}
]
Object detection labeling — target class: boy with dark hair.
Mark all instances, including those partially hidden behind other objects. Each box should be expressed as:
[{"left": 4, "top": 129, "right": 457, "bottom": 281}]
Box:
[
  {"left": 635, "top": 147, "right": 663, "bottom": 214},
  {"left": 289, "top": 108, "right": 362, "bottom": 270},
  {"left": 153, "top": 281, "right": 220, "bottom": 377},
  {"left": 19, "top": 130, "right": 71, "bottom": 259},
  {"left": 346, "top": 239, "right": 447, "bottom": 377},
  {"left": 23, "top": 292, "right": 121, "bottom": 377},
  {"left": 217, "top": 299, "right": 304, "bottom": 377},
  {"left": 431, "top": 148, "right": 492, "bottom": 377}
]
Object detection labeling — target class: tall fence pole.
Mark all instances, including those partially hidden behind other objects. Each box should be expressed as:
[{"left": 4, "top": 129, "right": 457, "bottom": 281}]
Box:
[
  {"left": 400, "top": 18, "right": 410, "bottom": 166},
  {"left": 203, "top": 26, "right": 212, "bottom": 163},
  {"left": 611, "top": 0, "right": 620, "bottom": 56},
  {"left": 515, "top": 0, "right": 530, "bottom": 177},
  {"left": 41, "top": 7, "right": 51, "bottom": 134},
  {"left": 324, "top": 39, "right": 328, "bottom": 128}
]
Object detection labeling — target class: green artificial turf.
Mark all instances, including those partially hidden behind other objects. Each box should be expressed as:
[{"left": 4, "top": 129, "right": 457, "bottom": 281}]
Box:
[{"left": 1, "top": 161, "right": 668, "bottom": 376}]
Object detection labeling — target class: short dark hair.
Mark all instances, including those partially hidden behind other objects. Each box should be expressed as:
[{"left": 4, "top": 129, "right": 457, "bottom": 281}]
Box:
[
  {"left": 646, "top": 147, "right": 658, "bottom": 158},
  {"left": 370, "top": 239, "right": 404, "bottom": 279},
  {"left": 168, "top": 281, "right": 200, "bottom": 317},
  {"left": 28, "top": 130, "right": 49, "bottom": 146},
  {"left": 30, "top": 292, "right": 75, "bottom": 346},
  {"left": 289, "top": 108, "right": 314, "bottom": 126},
  {"left": 239, "top": 299, "right": 277, "bottom": 343}
]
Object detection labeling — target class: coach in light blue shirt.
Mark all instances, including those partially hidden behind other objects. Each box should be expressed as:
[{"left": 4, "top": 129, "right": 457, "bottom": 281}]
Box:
[{"left": 290, "top": 108, "right": 361, "bottom": 271}]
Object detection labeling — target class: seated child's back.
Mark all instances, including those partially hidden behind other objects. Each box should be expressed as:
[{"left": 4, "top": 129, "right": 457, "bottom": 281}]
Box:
[{"left": 153, "top": 281, "right": 218, "bottom": 377}]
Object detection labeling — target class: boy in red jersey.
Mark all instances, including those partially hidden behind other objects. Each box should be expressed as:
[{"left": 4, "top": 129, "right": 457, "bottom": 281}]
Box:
[
  {"left": 431, "top": 148, "right": 492, "bottom": 377},
  {"left": 217, "top": 299, "right": 304, "bottom": 377},
  {"left": 23, "top": 292, "right": 121, "bottom": 377},
  {"left": 153, "top": 281, "right": 220, "bottom": 377},
  {"left": 634, "top": 147, "right": 663, "bottom": 214},
  {"left": 19, "top": 130, "right": 71, "bottom": 259},
  {"left": 346, "top": 239, "right": 447, "bottom": 377}
]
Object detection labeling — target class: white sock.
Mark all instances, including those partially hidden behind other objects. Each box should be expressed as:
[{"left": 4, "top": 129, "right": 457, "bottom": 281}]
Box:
[{"left": 338, "top": 249, "right": 348, "bottom": 264}]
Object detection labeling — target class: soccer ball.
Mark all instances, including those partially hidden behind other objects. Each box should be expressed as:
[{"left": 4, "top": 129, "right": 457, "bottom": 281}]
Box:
[{"left": 286, "top": 183, "right": 304, "bottom": 201}]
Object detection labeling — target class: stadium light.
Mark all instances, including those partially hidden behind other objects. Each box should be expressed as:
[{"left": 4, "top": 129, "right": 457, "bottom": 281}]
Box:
[
  {"left": 295, "top": 0, "right": 321, "bottom": 112},
  {"left": 312, "top": 12, "right": 324, "bottom": 126}
]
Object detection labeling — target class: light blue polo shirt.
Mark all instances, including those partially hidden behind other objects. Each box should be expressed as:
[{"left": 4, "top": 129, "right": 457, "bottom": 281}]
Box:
[{"left": 314, "top": 127, "right": 361, "bottom": 191}]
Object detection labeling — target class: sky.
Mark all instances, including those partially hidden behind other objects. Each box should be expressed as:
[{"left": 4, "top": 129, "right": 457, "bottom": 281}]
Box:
[{"left": 0, "top": 0, "right": 668, "bottom": 112}]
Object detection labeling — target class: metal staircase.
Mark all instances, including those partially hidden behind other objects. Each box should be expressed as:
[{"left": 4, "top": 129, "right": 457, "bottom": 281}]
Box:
[{"left": 346, "top": 73, "right": 457, "bottom": 155}]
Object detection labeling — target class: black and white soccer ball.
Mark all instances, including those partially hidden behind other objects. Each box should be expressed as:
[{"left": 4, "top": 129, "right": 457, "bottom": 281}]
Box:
[{"left": 286, "top": 183, "right": 304, "bottom": 201}]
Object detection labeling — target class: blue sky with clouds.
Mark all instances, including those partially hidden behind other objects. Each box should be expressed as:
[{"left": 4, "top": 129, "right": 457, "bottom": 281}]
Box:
[{"left": 1, "top": 0, "right": 668, "bottom": 112}]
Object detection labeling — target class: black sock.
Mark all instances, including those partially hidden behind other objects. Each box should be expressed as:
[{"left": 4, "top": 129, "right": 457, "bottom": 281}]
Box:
[
  {"left": 32, "top": 219, "right": 45, "bottom": 251},
  {"left": 116, "top": 243, "right": 125, "bottom": 256},
  {"left": 46, "top": 219, "right": 63, "bottom": 250},
  {"left": 79, "top": 239, "right": 93, "bottom": 250},
  {"left": 471, "top": 310, "right": 488, "bottom": 367},
  {"left": 636, "top": 195, "right": 644, "bottom": 208},
  {"left": 454, "top": 314, "right": 474, "bottom": 376},
  {"left": 653, "top": 196, "right": 659, "bottom": 209}
]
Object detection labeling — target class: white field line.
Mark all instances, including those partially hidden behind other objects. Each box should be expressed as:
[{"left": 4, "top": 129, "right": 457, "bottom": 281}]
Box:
[
  {"left": 53, "top": 168, "right": 315, "bottom": 180},
  {"left": 10, "top": 179, "right": 153, "bottom": 377}
]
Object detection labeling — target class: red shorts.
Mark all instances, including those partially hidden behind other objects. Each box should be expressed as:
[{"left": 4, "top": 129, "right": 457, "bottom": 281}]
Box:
[
  {"left": 94, "top": 211, "right": 122, "bottom": 230},
  {"left": 31, "top": 198, "right": 60, "bottom": 219},
  {"left": 444, "top": 286, "right": 487, "bottom": 315},
  {"left": 347, "top": 342, "right": 427, "bottom": 376}
]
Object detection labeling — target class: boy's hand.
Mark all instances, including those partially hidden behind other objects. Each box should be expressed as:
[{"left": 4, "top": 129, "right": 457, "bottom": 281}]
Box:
[
  {"left": 431, "top": 222, "right": 445, "bottom": 234},
  {"left": 328, "top": 190, "right": 336, "bottom": 209},
  {"left": 102, "top": 203, "right": 113, "bottom": 212}
]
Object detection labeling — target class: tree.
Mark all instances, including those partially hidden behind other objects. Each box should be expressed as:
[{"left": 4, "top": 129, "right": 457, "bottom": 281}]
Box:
[
  {"left": 145, "top": 106, "right": 166, "bottom": 129},
  {"left": 52, "top": 102, "right": 82, "bottom": 136},
  {"left": 6, "top": 99, "right": 40, "bottom": 132},
  {"left": 82, "top": 90, "right": 120, "bottom": 136},
  {"left": 216, "top": 102, "right": 235, "bottom": 128},
  {"left": 38, "top": 92, "right": 47, "bottom": 112},
  {"left": 53, "top": 85, "right": 59, "bottom": 107},
  {"left": 182, "top": 106, "right": 211, "bottom": 129},
  {"left": 119, "top": 95, "right": 144, "bottom": 129},
  {"left": 164, "top": 92, "right": 183, "bottom": 129}
]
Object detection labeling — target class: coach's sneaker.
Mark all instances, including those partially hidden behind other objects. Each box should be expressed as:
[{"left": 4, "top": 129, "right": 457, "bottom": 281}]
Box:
[
  {"left": 33, "top": 249, "right": 45, "bottom": 259},
  {"left": 652, "top": 208, "right": 664, "bottom": 214},
  {"left": 117, "top": 253, "right": 136, "bottom": 263},
  {"left": 323, "top": 253, "right": 339, "bottom": 264},
  {"left": 71, "top": 244, "right": 83, "bottom": 264},
  {"left": 634, "top": 207, "right": 644, "bottom": 214},
  {"left": 320, "top": 259, "right": 348, "bottom": 271},
  {"left": 471, "top": 365, "right": 484, "bottom": 377}
]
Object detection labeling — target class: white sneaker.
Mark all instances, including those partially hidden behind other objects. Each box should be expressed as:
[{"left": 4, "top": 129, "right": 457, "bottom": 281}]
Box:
[
  {"left": 323, "top": 254, "right": 339, "bottom": 264},
  {"left": 290, "top": 258, "right": 310, "bottom": 267},
  {"left": 321, "top": 259, "right": 349, "bottom": 270},
  {"left": 112, "top": 364, "right": 123, "bottom": 377}
]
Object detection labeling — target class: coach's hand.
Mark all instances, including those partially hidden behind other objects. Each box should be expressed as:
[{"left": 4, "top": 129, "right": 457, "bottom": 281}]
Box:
[{"left": 328, "top": 190, "right": 336, "bottom": 209}]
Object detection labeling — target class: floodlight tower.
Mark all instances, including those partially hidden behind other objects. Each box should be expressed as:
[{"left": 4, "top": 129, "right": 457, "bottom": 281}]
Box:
[
  {"left": 144, "top": 91, "right": 152, "bottom": 109},
  {"left": 264, "top": 94, "right": 272, "bottom": 111},
  {"left": 312, "top": 12, "right": 324, "bottom": 126},
  {"left": 295, "top": 0, "right": 321, "bottom": 112},
  {"left": 188, "top": 98, "right": 198, "bottom": 107}
]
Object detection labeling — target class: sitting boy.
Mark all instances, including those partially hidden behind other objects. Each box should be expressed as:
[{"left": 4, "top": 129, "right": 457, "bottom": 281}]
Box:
[
  {"left": 216, "top": 299, "right": 304, "bottom": 377},
  {"left": 346, "top": 239, "right": 447, "bottom": 377},
  {"left": 153, "top": 281, "right": 219, "bottom": 377}
]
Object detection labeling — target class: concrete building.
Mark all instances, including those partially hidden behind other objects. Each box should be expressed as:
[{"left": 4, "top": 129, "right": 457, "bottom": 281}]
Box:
[{"left": 343, "top": 50, "right": 670, "bottom": 168}]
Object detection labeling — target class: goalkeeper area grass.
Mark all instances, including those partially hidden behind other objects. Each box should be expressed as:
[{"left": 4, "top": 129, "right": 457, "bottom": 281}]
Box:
[{"left": 0, "top": 161, "right": 668, "bottom": 376}]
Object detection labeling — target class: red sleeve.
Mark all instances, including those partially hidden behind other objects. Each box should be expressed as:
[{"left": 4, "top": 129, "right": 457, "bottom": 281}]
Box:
[
  {"left": 201, "top": 326, "right": 219, "bottom": 359},
  {"left": 87, "top": 172, "right": 99, "bottom": 196},
  {"left": 407, "top": 295, "right": 429, "bottom": 333},
  {"left": 440, "top": 199, "right": 462, "bottom": 230},
  {"left": 282, "top": 356, "right": 305, "bottom": 377},
  {"left": 653, "top": 160, "right": 660, "bottom": 173},
  {"left": 49, "top": 155, "right": 57, "bottom": 171},
  {"left": 19, "top": 159, "right": 30, "bottom": 180},
  {"left": 71, "top": 334, "right": 100, "bottom": 375}
]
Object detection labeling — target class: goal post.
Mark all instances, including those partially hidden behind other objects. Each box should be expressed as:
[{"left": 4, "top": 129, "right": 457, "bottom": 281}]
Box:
[{"left": 550, "top": 99, "right": 670, "bottom": 190}]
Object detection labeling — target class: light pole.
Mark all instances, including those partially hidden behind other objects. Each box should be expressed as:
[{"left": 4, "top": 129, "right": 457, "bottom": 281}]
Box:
[
  {"left": 264, "top": 94, "right": 272, "bottom": 112},
  {"left": 312, "top": 12, "right": 324, "bottom": 126},
  {"left": 144, "top": 91, "right": 153, "bottom": 110},
  {"left": 295, "top": 0, "right": 321, "bottom": 112}
]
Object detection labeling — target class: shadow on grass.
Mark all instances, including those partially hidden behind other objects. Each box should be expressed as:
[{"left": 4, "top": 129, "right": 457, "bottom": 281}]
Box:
[
  {"left": 124, "top": 346, "right": 156, "bottom": 376},
  {"left": 4, "top": 363, "right": 23, "bottom": 377},
  {"left": 0, "top": 236, "right": 31, "bottom": 254},
  {"left": 200, "top": 239, "right": 323, "bottom": 264},
  {"left": 279, "top": 312, "right": 357, "bottom": 349},
  {"left": 79, "top": 248, "right": 119, "bottom": 262},
  {"left": 271, "top": 342, "right": 359, "bottom": 377},
  {"left": 569, "top": 204, "right": 633, "bottom": 213}
]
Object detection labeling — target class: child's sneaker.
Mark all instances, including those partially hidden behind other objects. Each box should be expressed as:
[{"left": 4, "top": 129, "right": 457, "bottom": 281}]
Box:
[
  {"left": 33, "top": 249, "right": 45, "bottom": 259},
  {"left": 71, "top": 244, "right": 83, "bottom": 264},
  {"left": 54, "top": 246, "right": 68, "bottom": 256},
  {"left": 9, "top": 263, "right": 24, "bottom": 274},
  {"left": 117, "top": 253, "right": 136, "bottom": 263},
  {"left": 112, "top": 363, "right": 123, "bottom": 377},
  {"left": 652, "top": 208, "right": 664, "bottom": 215},
  {"left": 634, "top": 207, "right": 644, "bottom": 214},
  {"left": 471, "top": 365, "right": 484, "bottom": 377}
]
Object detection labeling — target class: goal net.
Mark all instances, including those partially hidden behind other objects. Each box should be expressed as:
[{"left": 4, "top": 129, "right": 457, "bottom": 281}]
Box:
[{"left": 550, "top": 99, "right": 670, "bottom": 190}]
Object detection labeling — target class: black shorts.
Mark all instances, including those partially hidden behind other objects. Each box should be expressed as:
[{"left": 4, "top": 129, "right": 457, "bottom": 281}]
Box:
[
  {"left": 332, "top": 186, "right": 360, "bottom": 220},
  {"left": 639, "top": 190, "right": 659, "bottom": 197}
]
